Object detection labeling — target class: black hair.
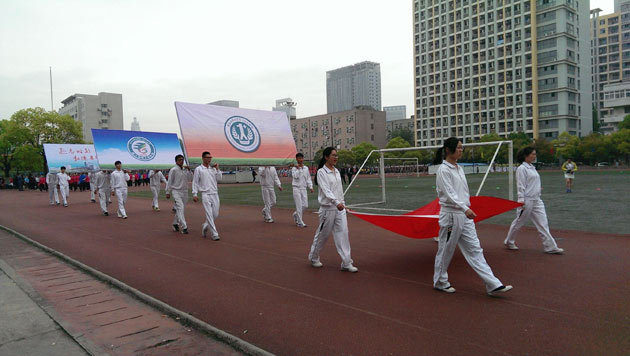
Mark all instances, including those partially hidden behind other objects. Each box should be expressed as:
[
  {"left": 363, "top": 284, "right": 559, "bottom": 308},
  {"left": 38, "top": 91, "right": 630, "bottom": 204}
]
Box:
[
  {"left": 314, "top": 147, "right": 336, "bottom": 186},
  {"left": 175, "top": 154, "right": 184, "bottom": 162},
  {"left": 296, "top": 153, "right": 304, "bottom": 159},
  {"left": 60, "top": 166, "right": 66, "bottom": 170},
  {"left": 114, "top": 161, "right": 121, "bottom": 166},
  {"left": 433, "top": 137, "right": 462, "bottom": 165},
  {"left": 516, "top": 146, "right": 536, "bottom": 163},
  {"left": 202, "top": 151, "right": 211, "bottom": 158}
]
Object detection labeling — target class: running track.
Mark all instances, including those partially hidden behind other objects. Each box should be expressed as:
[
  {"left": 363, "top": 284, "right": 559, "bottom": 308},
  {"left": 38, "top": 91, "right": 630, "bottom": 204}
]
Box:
[{"left": 0, "top": 188, "right": 628, "bottom": 356}]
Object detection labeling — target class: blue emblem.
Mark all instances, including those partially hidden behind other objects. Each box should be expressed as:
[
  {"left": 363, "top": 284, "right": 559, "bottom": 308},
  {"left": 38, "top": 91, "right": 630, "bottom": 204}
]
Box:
[{"left": 224, "top": 116, "right": 261, "bottom": 153}]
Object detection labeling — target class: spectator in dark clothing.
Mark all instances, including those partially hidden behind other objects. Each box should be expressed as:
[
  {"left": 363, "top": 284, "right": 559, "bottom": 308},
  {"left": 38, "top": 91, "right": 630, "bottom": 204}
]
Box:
[
  {"left": 347, "top": 166, "right": 354, "bottom": 184},
  {"left": 339, "top": 167, "right": 347, "bottom": 184},
  {"left": 252, "top": 168, "right": 257, "bottom": 183}
]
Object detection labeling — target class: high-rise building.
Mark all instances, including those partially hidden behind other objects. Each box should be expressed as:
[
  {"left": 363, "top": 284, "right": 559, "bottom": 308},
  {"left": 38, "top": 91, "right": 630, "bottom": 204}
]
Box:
[
  {"left": 384, "top": 105, "right": 408, "bottom": 121},
  {"left": 327, "top": 61, "right": 382, "bottom": 113},
  {"left": 289, "top": 107, "right": 386, "bottom": 161},
  {"left": 590, "top": 0, "right": 630, "bottom": 134},
  {"left": 386, "top": 117, "right": 415, "bottom": 140},
  {"left": 208, "top": 100, "right": 239, "bottom": 108},
  {"left": 272, "top": 98, "right": 297, "bottom": 120},
  {"left": 131, "top": 117, "right": 141, "bottom": 131},
  {"left": 59, "top": 92, "right": 124, "bottom": 142},
  {"left": 601, "top": 82, "right": 630, "bottom": 133},
  {"left": 413, "top": 0, "right": 592, "bottom": 147}
]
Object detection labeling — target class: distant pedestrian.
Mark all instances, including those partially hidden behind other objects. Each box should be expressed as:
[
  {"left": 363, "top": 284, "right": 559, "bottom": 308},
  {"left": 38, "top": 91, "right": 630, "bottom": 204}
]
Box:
[
  {"left": 148, "top": 169, "right": 167, "bottom": 211},
  {"left": 57, "top": 167, "right": 71, "bottom": 207},
  {"left": 166, "top": 155, "right": 193, "bottom": 234},
  {"left": 290, "top": 153, "right": 313, "bottom": 228},
  {"left": 192, "top": 151, "right": 222, "bottom": 240},
  {"left": 561, "top": 158, "right": 577, "bottom": 193},
  {"left": 110, "top": 161, "right": 130, "bottom": 219},
  {"left": 46, "top": 171, "right": 60, "bottom": 205},
  {"left": 258, "top": 166, "right": 282, "bottom": 223},
  {"left": 94, "top": 170, "right": 111, "bottom": 216}
]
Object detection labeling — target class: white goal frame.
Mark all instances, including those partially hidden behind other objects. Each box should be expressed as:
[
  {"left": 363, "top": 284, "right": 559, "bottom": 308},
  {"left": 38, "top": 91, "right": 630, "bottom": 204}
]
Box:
[
  {"left": 382, "top": 157, "right": 419, "bottom": 178},
  {"left": 344, "top": 140, "right": 514, "bottom": 211}
]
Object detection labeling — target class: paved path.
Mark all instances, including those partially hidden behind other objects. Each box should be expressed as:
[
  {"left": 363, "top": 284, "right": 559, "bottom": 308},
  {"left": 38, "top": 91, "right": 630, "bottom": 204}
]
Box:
[{"left": 0, "top": 188, "right": 629, "bottom": 356}]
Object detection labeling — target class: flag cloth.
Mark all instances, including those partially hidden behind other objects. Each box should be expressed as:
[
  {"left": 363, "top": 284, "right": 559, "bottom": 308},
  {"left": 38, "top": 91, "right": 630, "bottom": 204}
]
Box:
[
  {"left": 44, "top": 144, "right": 100, "bottom": 173},
  {"left": 348, "top": 196, "right": 522, "bottom": 239}
]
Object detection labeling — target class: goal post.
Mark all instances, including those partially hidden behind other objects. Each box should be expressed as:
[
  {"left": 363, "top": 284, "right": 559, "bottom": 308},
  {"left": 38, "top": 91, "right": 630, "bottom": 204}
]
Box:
[{"left": 344, "top": 140, "right": 514, "bottom": 211}]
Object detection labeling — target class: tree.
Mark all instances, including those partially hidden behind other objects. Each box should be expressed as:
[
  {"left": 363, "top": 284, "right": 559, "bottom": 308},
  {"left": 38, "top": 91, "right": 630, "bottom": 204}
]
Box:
[
  {"left": 533, "top": 138, "right": 555, "bottom": 163},
  {"left": 611, "top": 129, "right": 630, "bottom": 164},
  {"left": 388, "top": 128, "right": 414, "bottom": 146},
  {"left": 0, "top": 120, "right": 25, "bottom": 177},
  {"left": 619, "top": 115, "right": 630, "bottom": 130},
  {"left": 551, "top": 132, "right": 581, "bottom": 161},
  {"left": 336, "top": 149, "right": 355, "bottom": 167},
  {"left": 593, "top": 105, "right": 600, "bottom": 132},
  {"left": 351, "top": 142, "right": 379, "bottom": 167},
  {"left": 8, "top": 108, "right": 83, "bottom": 173},
  {"left": 476, "top": 133, "right": 509, "bottom": 163},
  {"left": 579, "top": 133, "right": 612, "bottom": 165}
]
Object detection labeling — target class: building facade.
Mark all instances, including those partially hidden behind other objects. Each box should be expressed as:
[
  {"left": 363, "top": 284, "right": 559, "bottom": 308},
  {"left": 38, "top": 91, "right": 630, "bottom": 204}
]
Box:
[
  {"left": 386, "top": 117, "right": 416, "bottom": 140},
  {"left": 602, "top": 82, "right": 630, "bottom": 133},
  {"left": 59, "top": 92, "right": 124, "bottom": 142},
  {"left": 384, "top": 105, "right": 408, "bottom": 121},
  {"left": 290, "top": 108, "right": 386, "bottom": 161},
  {"left": 272, "top": 98, "right": 297, "bottom": 120},
  {"left": 413, "top": 0, "right": 592, "bottom": 147},
  {"left": 327, "top": 61, "right": 382, "bottom": 113}
]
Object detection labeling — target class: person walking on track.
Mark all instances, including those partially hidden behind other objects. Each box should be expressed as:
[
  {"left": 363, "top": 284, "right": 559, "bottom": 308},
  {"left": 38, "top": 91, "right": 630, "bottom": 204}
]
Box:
[
  {"left": 192, "top": 151, "right": 222, "bottom": 240},
  {"left": 166, "top": 154, "right": 193, "bottom": 234},
  {"left": 110, "top": 161, "right": 130, "bottom": 219},
  {"left": 56, "top": 167, "right": 71, "bottom": 207},
  {"left": 94, "top": 170, "right": 111, "bottom": 216},
  {"left": 258, "top": 166, "right": 282, "bottom": 223},
  {"left": 290, "top": 153, "right": 313, "bottom": 228},
  {"left": 148, "top": 169, "right": 167, "bottom": 211}
]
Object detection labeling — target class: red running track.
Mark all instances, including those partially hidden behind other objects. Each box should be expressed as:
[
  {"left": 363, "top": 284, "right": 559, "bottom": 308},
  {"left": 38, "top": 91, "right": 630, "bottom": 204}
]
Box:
[{"left": 0, "top": 188, "right": 628, "bottom": 356}]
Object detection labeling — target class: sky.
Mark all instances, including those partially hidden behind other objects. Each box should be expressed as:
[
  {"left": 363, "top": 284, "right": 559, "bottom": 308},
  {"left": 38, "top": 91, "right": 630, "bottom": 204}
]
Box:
[{"left": 0, "top": 0, "right": 415, "bottom": 134}]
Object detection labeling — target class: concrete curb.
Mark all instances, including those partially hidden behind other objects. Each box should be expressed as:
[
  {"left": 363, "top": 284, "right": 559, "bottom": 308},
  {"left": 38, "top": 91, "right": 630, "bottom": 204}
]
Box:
[{"left": 0, "top": 224, "right": 275, "bottom": 356}]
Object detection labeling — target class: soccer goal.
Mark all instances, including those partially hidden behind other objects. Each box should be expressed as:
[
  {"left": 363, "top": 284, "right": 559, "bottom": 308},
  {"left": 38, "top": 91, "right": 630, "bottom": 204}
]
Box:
[{"left": 344, "top": 140, "right": 514, "bottom": 212}]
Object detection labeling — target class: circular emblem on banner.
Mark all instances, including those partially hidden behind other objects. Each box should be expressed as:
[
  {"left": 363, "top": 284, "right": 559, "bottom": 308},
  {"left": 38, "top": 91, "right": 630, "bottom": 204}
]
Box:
[
  {"left": 224, "top": 116, "right": 261, "bottom": 153},
  {"left": 127, "top": 137, "right": 156, "bottom": 161}
]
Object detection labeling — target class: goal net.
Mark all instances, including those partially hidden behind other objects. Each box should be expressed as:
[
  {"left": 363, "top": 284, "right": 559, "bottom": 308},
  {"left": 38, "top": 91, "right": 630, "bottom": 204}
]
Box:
[{"left": 343, "top": 140, "right": 514, "bottom": 213}]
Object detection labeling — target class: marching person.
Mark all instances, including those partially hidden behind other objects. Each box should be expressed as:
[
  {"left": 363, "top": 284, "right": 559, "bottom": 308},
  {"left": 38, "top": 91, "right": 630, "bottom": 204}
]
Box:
[
  {"left": 258, "top": 165, "right": 282, "bottom": 223},
  {"left": 148, "top": 169, "right": 167, "bottom": 211},
  {"left": 290, "top": 153, "right": 313, "bottom": 228},
  {"left": 56, "top": 166, "right": 71, "bottom": 207},
  {"left": 94, "top": 170, "right": 111, "bottom": 216},
  {"left": 110, "top": 161, "right": 130, "bottom": 219},
  {"left": 192, "top": 151, "right": 222, "bottom": 240},
  {"left": 166, "top": 154, "right": 192, "bottom": 234},
  {"left": 308, "top": 147, "right": 358, "bottom": 273},
  {"left": 46, "top": 170, "right": 60, "bottom": 205},
  {"left": 504, "top": 147, "right": 564, "bottom": 254},
  {"left": 433, "top": 137, "right": 512, "bottom": 296},
  {"left": 88, "top": 171, "right": 97, "bottom": 202},
  {"left": 561, "top": 158, "right": 578, "bottom": 193}
]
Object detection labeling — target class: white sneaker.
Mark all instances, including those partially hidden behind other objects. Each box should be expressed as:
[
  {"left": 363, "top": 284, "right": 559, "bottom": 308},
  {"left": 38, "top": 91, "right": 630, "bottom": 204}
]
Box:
[
  {"left": 117, "top": 211, "right": 122, "bottom": 218},
  {"left": 267, "top": 218, "right": 274, "bottom": 223},
  {"left": 435, "top": 286, "right": 456, "bottom": 293},
  {"left": 545, "top": 247, "right": 564, "bottom": 254},
  {"left": 122, "top": 215, "right": 128, "bottom": 219},
  {"left": 311, "top": 260, "right": 323, "bottom": 268},
  {"left": 212, "top": 235, "right": 220, "bottom": 241},
  {"left": 341, "top": 265, "right": 358, "bottom": 273},
  {"left": 504, "top": 242, "right": 519, "bottom": 250},
  {"left": 488, "top": 285, "right": 513, "bottom": 296},
  {"left": 433, "top": 237, "right": 439, "bottom": 242}
]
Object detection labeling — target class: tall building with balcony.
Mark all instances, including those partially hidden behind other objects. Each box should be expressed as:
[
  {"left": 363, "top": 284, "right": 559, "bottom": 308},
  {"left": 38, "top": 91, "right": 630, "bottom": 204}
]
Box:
[
  {"left": 327, "top": 61, "right": 382, "bottom": 113},
  {"left": 413, "top": 0, "right": 592, "bottom": 147},
  {"left": 59, "top": 92, "right": 124, "bottom": 142}
]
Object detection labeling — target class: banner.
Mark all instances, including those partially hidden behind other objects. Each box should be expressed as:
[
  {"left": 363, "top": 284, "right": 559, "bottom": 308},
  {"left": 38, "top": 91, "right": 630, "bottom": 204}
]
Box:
[
  {"left": 44, "top": 144, "right": 100, "bottom": 173},
  {"left": 91, "top": 129, "right": 184, "bottom": 169},
  {"left": 174, "top": 101, "right": 297, "bottom": 165}
]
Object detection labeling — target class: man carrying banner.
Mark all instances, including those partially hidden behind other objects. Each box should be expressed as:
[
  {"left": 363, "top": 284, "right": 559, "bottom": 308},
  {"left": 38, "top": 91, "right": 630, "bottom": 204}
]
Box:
[
  {"left": 94, "top": 170, "right": 111, "bottom": 216},
  {"left": 46, "top": 170, "right": 60, "bottom": 205},
  {"left": 290, "top": 153, "right": 313, "bottom": 228},
  {"left": 258, "top": 166, "right": 282, "bottom": 223},
  {"left": 88, "top": 171, "right": 97, "bottom": 202},
  {"left": 192, "top": 151, "right": 222, "bottom": 240},
  {"left": 56, "top": 166, "right": 71, "bottom": 207},
  {"left": 166, "top": 154, "right": 193, "bottom": 234},
  {"left": 148, "top": 169, "right": 167, "bottom": 211},
  {"left": 110, "top": 161, "right": 130, "bottom": 219}
]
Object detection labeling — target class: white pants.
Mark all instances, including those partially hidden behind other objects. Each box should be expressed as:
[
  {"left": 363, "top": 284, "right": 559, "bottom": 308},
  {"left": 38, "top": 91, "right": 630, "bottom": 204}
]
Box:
[
  {"left": 308, "top": 208, "right": 353, "bottom": 268},
  {"left": 114, "top": 188, "right": 128, "bottom": 217},
  {"left": 49, "top": 186, "right": 59, "bottom": 204},
  {"left": 150, "top": 186, "right": 160, "bottom": 208},
  {"left": 201, "top": 193, "right": 220, "bottom": 238},
  {"left": 504, "top": 198, "right": 559, "bottom": 252},
  {"left": 261, "top": 187, "right": 276, "bottom": 220},
  {"left": 98, "top": 189, "right": 110, "bottom": 213},
  {"left": 433, "top": 212, "right": 502, "bottom": 292},
  {"left": 292, "top": 187, "right": 308, "bottom": 225},
  {"left": 90, "top": 182, "right": 96, "bottom": 200},
  {"left": 59, "top": 185, "right": 69, "bottom": 205},
  {"left": 172, "top": 190, "right": 188, "bottom": 229}
]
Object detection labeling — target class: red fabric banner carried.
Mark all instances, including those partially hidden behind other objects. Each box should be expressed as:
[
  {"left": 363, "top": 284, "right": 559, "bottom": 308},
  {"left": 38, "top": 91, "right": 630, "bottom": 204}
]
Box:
[{"left": 348, "top": 196, "right": 522, "bottom": 239}]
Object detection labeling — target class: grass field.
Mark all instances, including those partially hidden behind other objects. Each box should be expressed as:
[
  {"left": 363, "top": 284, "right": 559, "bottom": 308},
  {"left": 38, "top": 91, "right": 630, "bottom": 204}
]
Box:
[{"left": 128, "top": 170, "right": 629, "bottom": 234}]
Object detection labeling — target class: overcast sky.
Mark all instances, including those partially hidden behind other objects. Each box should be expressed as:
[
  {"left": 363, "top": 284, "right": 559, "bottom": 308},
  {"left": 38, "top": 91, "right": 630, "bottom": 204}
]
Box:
[
  {"left": 0, "top": 0, "right": 616, "bottom": 134},
  {"left": 0, "top": 0, "right": 416, "bottom": 133}
]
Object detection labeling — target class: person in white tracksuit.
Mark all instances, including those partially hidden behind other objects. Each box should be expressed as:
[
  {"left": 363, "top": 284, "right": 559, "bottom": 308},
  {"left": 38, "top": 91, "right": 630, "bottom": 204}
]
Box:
[
  {"left": 56, "top": 167, "right": 71, "bottom": 207},
  {"left": 258, "top": 166, "right": 282, "bottom": 223},
  {"left": 148, "top": 169, "right": 167, "bottom": 211},
  {"left": 88, "top": 171, "right": 97, "bottom": 202},
  {"left": 433, "top": 137, "right": 512, "bottom": 296},
  {"left": 110, "top": 161, "right": 130, "bottom": 219},
  {"left": 94, "top": 170, "right": 111, "bottom": 215},
  {"left": 166, "top": 154, "right": 192, "bottom": 234},
  {"left": 46, "top": 171, "right": 59, "bottom": 205},
  {"left": 504, "top": 147, "right": 564, "bottom": 254},
  {"left": 290, "top": 153, "right": 313, "bottom": 227},
  {"left": 308, "top": 147, "right": 358, "bottom": 273},
  {"left": 192, "top": 151, "right": 222, "bottom": 240}
]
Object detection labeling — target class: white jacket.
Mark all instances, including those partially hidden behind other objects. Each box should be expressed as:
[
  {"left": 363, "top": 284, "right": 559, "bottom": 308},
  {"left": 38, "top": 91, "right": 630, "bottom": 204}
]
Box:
[
  {"left": 148, "top": 170, "right": 167, "bottom": 187},
  {"left": 110, "top": 170, "right": 130, "bottom": 190},
  {"left": 258, "top": 167, "right": 281, "bottom": 188},
  {"left": 316, "top": 165, "right": 344, "bottom": 210},
  {"left": 46, "top": 172, "right": 58, "bottom": 185},
  {"left": 436, "top": 161, "right": 470, "bottom": 213},
  {"left": 291, "top": 166, "right": 313, "bottom": 189},
  {"left": 166, "top": 165, "right": 192, "bottom": 193},
  {"left": 95, "top": 171, "right": 111, "bottom": 190},
  {"left": 56, "top": 173, "right": 70, "bottom": 187},
  {"left": 516, "top": 162, "right": 541, "bottom": 202},
  {"left": 192, "top": 165, "right": 222, "bottom": 196}
]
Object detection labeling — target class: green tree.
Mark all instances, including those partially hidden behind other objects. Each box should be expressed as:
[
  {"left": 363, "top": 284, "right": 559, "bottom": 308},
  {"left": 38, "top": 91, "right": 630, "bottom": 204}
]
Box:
[
  {"left": 533, "top": 138, "right": 555, "bottom": 163},
  {"left": 8, "top": 108, "right": 83, "bottom": 173},
  {"left": 476, "top": 133, "right": 509, "bottom": 163},
  {"left": 336, "top": 149, "right": 355, "bottom": 167},
  {"left": 619, "top": 115, "right": 630, "bottom": 130},
  {"left": 579, "top": 133, "right": 612, "bottom": 165},
  {"left": 551, "top": 132, "right": 580, "bottom": 161},
  {"left": 0, "top": 120, "right": 27, "bottom": 177},
  {"left": 611, "top": 129, "right": 630, "bottom": 164},
  {"left": 388, "top": 128, "right": 414, "bottom": 146},
  {"left": 593, "top": 105, "right": 600, "bottom": 132},
  {"left": 351, "top": 142, "right": 379, "bottom": 166}
]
